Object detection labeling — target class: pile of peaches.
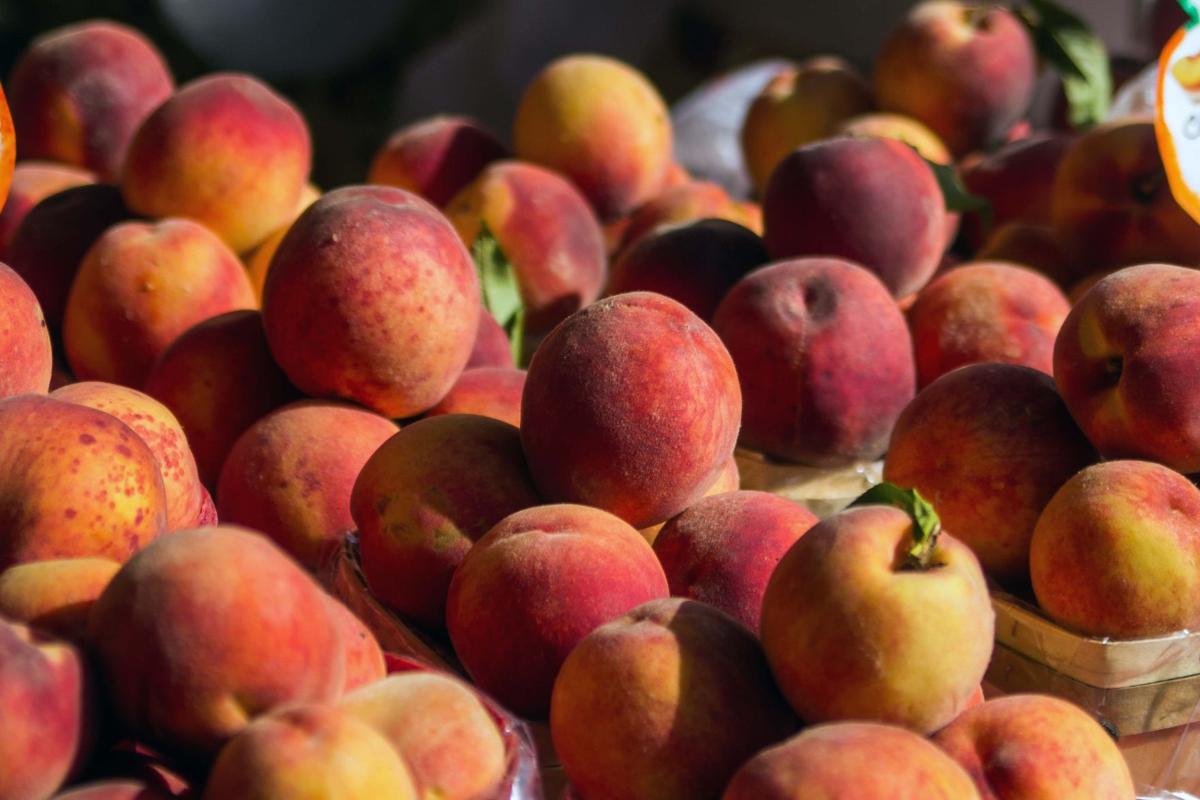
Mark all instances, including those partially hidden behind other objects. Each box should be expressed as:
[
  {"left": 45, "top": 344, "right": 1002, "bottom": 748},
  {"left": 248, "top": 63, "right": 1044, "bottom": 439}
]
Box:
[{"left": 0, "top": 1, "right": 1195, "bottom": 798}]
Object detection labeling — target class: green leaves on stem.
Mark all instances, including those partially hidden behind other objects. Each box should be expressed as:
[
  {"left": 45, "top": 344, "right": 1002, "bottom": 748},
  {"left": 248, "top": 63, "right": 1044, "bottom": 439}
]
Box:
[
  {"left": 924, "top": 156, "right": 992, "bottom": 237},
  {"left": 1016, "top": 0, "right": 1111, "bottom": 130},
  {"left": 470, "top": 223, "right": 526, "bottom": 366},
  {"left": 850, "top": 482, "right": 943, "bottom": 570}
]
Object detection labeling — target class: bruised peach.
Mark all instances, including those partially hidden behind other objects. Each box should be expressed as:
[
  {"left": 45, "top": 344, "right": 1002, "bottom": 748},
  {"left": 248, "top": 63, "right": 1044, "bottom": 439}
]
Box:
[
  {"left": 0, "top": 161, "right": 94, "bottom": 259},
  {"left": 514, "top": 54, "right": 672, "bottom": 219},
  {"left": 7, "top": 20, "right": 173, "bottom": 180},
  {"left": 368, "top": 115, "right": 508, "bottom": 206},
  {"left": 217, "top": 400, "right": 399, "bottom": 571},
  {"left": 424, "top": 367, "right": 525, "bottom": 428},
  {"left": 0, "top": 261, "right": 52, "bottom": 398},
  {"left": 0, "top": 557, "right": 120, "bottom": 642},
  {"left": 122, "top": 73, "right": 310, "bottom": 252}
]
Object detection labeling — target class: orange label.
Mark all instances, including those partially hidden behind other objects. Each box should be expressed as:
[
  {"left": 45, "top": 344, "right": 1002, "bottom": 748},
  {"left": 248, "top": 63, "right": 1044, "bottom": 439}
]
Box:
[{"left": 1156, "top": 25, "right": 1200, "bottom": 223}]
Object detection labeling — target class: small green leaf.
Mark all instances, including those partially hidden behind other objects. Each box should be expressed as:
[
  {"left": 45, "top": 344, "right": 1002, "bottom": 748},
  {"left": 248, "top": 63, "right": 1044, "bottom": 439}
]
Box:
[
  {"left": 1017, "top": 0, "right": 1111, "bottom": 130},
  {"left": 924, "top": 157, "right": 993, "bottom": 237},
  {"left": 470, "top": 223, "right": 526, "bottom": 365},
  {"left": 850, "top": 483, "right": 942, "bottom": 570},
  {"left": 1181, "top": 0, "right": 1200, "bottom": 30}
]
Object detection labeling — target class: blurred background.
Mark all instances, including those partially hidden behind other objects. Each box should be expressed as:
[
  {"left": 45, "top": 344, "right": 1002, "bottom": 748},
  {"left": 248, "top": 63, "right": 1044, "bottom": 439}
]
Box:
[{"left": 0, "top": 0, "right": 1177, "bottom": 189}]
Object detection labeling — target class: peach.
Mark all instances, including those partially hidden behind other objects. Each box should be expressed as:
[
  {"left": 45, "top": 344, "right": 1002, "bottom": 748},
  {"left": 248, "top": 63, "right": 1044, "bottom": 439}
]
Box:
[
  {"left": 874, "top": 2, "right": 1036, "bottom": 156},
  {"left": 741, "top": 58, "right": 874, "bottom": 195},
  {"left": 761, "top": 504, "right": 993, "bottom": 733},
  {"left": 1052, "top": 120, "right": 1200, "bottom": 270},
  {"left": 551, "top": 599, "right": 797, "bottom": 799},
  {"left": 617, "top": 180, "right": 746, "bottom": 252},
  {"left": 638, "top": 453, "right": 740, "bottom": 545},
  {"left": 652, "top": 491, "right": 816, "bottom": 633},
  {"left": 6, "top": 183, "right": 131, "bottom": 330},
  {"left": 514, "top": 54, "right": 672, "bottom": 219},
  {"left": 466, "top": 308, "right": 515, "bottom": 369},
  {"left": 933, "top": 694, "right": 1136, "bottom": 799},
  {"left": 89, "top": 526, "right": 345, "bottom": 757},
  {"left": 836, "top": 112, "right": 951, "bottom": 164},
  {"left": 1030, "top": 460, "right": 1200, "bottom": 638},
  {"left": 0, "top": 557, "right": 120, "bottom": 642},
  {"left": 341, "top": 671, "right": 506, "bottom": 799},
  {"left": 243, "top": 183, "right": 321, "bottom": 300},
  {"left": 606, "top": 219, "right": 768, "bottom": 322},
  {"left": 63, "top": 218, "right": 257, "bottom": 387},
  {"left": 424, "top": 367, "right": 525, "bottom": 428},
  {"left": 724, "top": 722, "right": 980, "bottom": 800},
  {"left": 885, "top": 364, "right": 1096, "bottom": 585},
  {"left": 203, "top": 704, "right": 417, "bottom": 800},
  {"left": 7, "top": 20, "right": 173, "bottom": 180},
  {"left": 762, "top": 136, "right": 946, "bottom": 297},
  {"left": 976, "top": 223, "right": 1078, "bottom": 286},
  {"left": 521, "top": 292, "right": 741, "bottom": 528},
  {"left": 0, "top": 262, "right": 52, "bottom": 398},
  {"left": 263, "top": 185, "right": 479, "bottom": 417},
  {"left": 0, "top": 619, "right": 94, "bottom": 800},
  {"left": 712, "top": 258, "right": 916, "bottom": 466},
  {"left": 445, "top": 503, "right": 669, "bottom": 718},
  {"left": 52, "top": 382, "right": 206, "bottom": 532},
  {"left": 961, "top": 133, "right": 1074, "bottom": 250},
  {"left": 217, "top": 400, "right": 399, "bottom": 571},
  {"left": 368, "top": 115, "right": 508, "bottom": 206},
  {"left": 122, "top": 73, "right": 310, "bottom": 252},
  {"left": 907, "top": 262, "right": 1071, "bottom": 387},
  {"left": 353, "top": 414, "right": 541, "bottom": 628},
  {"left": 1054, "top": 263, "right": 1200, "bottom": 472},
  {"left": 143, "top": 310, "right": 298, "bottom": 488},
  {"left": 327, "top": 599, "right": 386, "bottom": 694},
  {"left": 0, "top": 161, "right": 94, "bottom": 259},
  {"left": 444, "top": 160, "right": 606, "bottom": 335},
  {"left": 0, "top": 395, "right": 167, "bottom": 568}
]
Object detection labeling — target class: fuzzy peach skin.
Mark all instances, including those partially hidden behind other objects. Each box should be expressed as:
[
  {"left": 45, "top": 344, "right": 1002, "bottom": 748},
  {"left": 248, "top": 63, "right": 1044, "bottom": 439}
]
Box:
[
  {"left": 0, "top": 395, "right": 167, "bottom": 568},
  {"left": 1052, "top": 120, "right": 1200, "bottom": 270},
  {"left": 712, "top": 258, "right": 915, "bottom": 466},
  {"left": 52, "top": 382, "right": 206, "bottom": 532},
  {"left": 89, "top": 526, "right": 345, "bottom": 758},
  {"left": 243, "top": 183, "right": 321, "bottom": 300},
  {"left": 724, "top": 722, "right": 981, "bottom": 800},
  {"left": 761, "top": 505, "right": 994, "bottom": 734},
  {"left": 1030, "top": 460, "right": 1200, "bottom": 638},
  {"left": 7, "top": 183, "right": 131, "bottom": 331},
  {"left": 0, "top": 619, "right": 95, "bottom": 800},
  {"left": 327, "top": 599, "right": 386, "bottom": 694},
  {"left": 885, "top": 364, "right": 1095, "bottom": 585},
  {"left": 976, "top": 223, "right": 1077, "bottom": 287},
  {"left": 617, "top": 180, "right": 747, "bottom": 252},
  {"left": 340, "top": 672, "right": 507, "bottom": 800},
  {"left": 0, "top": 161, "right": 94, "bottom": 259},
  {"left": 63, "top": 217, "right": 257, "bottom": 387},
  {"left": 960, "top": 132, "right": 1074, "bottom": 251},
  {"left": 874, "top": 2, "right": 1035, "bottom": 156},
  {"left": 762, "top": 136, "right": 947, "bottom": 297},
  {"left": 606, "top": 219, "right": 768, "bottom": 322},
  {"left": 0, "top": 262, "right": 53, "bottom": 398},
  {"left": 353, "top": 414, "right": 541, "bottom": 629},
  {"left": 933, "top": 695, "right": 1136, "bottom": 799},
  {"left": 513, "top": 54, "right": 672, "bottom": 220},
  {"left": 143, "top": 310, "right": 298, "bottom": 488},
  {"left": 424, "top": 367, "right": 526, "bottom": 428},
  {"left": 551, "top": 598, "right": 797, "bottom": 800},
  {"left": 446, "top": 503, "right": 669, "bottom": 718},
  {"left": 653, "top": 491, "right": 816, "bottom": 633},
  {"left": 907, "top": 262, "right": 1071, "bottom": 387},
  {"left": 521, "top": 292, "right": 741, "bottom": 529},
  {"left": 7, "top": 21, "right": 173, "bottom": 181},
  {"left": 203, "top": 704, "right": 418, "bottom": 800},
  {"left": 1054, "top": 264, "right": 1200, "bottom": 472},
  {"left": 0, "top": 557, "right": 120, "bottom": 643},
  {"left": 217, "top": 400, "right": 399, "bottom": 571},
  {"left": 263, "top": 185, "right": 479, "bottom": 417},
  {"left": 637, "top": 453, "right": 740, "bottom": 546},
  {"left": 444, "top": 160, "right": 606, "bottom": 335},
  {"left": 741, "top": 58, "right": 874, "bottom": 195},
  {"left": 122, "top": 73, "right": 310, "bottom": 252},
  {"left": 368, "top": 115, "right": 508, "bottom": 207},
  {"left": 466, "top": 308, "right": 515, "bottom": 369}
]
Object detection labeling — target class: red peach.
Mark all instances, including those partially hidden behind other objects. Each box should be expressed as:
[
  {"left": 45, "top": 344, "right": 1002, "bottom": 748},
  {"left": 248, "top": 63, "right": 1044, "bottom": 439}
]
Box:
[
  {"left": 618, "top": 180, "right": 744, "bottom": 252},
  {"left": 368, "top": 115, "right": 508, "bottom": 206},
  {"left": 466, "top": 308, "right": 515, "bottom": 369},
  {"left": 327, "top": 599, "right": 386, "bottom": 694},
  {"left": 975, "top": 223, "right": 1079, "bottom": 287},
  {"left": 0, "top": 161, "right": 94, "bottom": 259},
  {"left": 424, "top": 367, "right": 525, "bottom": 428},
  {"left": 0, "top": 557, "right": 120, "bottom": 643},
  {"left": 0, "top": 261, "right": 52, "bottom": 398}
]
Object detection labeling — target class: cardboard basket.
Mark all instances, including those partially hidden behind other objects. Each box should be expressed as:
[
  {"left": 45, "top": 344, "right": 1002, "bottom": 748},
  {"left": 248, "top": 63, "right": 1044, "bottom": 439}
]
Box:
[{"left": 734, "top": 448, "right": 882, "bottom": 517}]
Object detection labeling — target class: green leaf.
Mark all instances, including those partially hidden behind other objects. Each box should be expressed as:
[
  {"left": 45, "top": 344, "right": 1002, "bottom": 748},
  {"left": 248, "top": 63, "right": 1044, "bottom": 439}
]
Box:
[
  {"left": 1017, "top": 0, "right": 1111, "bottom": 130},
  {"left": 850, "top": 483, "right": 942, "bottom": 570},
  {"left": 470, "top": 223, "right": 526, "bottom": 365},
  {"left": 924, "top": 156, "right": 993, "bottom": 237},
  {"left": 1181, "top": 0, "right": 1200, "bottom": 30}
]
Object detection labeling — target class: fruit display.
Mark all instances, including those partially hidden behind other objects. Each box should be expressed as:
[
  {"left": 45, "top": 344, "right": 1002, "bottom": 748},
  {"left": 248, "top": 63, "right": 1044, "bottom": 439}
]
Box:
[{"left": 5, "top": 1, "right": 1200, "bottom": 798}]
